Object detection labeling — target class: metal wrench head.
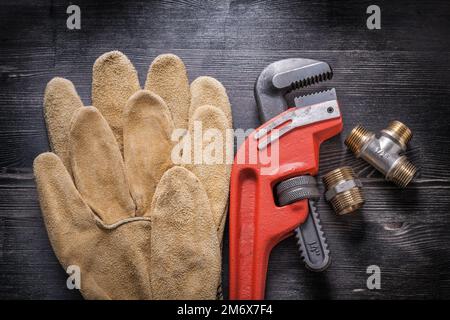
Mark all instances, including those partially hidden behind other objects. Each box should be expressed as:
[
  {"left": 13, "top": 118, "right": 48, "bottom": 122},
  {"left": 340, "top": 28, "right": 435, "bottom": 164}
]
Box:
[{"left": 255, "top": 58, "right": 334, "bottom": 122}]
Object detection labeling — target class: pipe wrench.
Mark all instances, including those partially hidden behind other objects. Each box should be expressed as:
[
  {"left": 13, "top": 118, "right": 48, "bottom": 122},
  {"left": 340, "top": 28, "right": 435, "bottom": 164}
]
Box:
[{"left": 229, "top": 58, "right": 343, "bottom": 299}]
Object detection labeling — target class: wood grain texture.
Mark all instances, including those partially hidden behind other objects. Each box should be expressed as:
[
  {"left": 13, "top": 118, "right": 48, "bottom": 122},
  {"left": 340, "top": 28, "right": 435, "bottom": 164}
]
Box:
[{"left": 1, "top": 0, "right": 450, "bottom": 299}]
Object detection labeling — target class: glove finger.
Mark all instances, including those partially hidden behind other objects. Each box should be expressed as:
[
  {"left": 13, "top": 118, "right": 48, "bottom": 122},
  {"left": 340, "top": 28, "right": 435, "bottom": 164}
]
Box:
[
  {"left": 190, "top": 76, "right": 232, "bottom": 127},
  {"left": 144, "top": 54, "right": 190, "bottom": 130},
  {"left": 44, "top": 77, "right": 84, "bottom": 170},
  {"left": 149, "top": 166, "right": 220, "bottom": 299},
  {"left": 33, "top": 152, "right": 95, "bottom": 264},
  {"left": 123, "top": 90, "right": 174, "bottom": 216},
  {"left": 92, "top": 51, "right": 140, "bottom": 153},
  {"left": 185, "top": 105, "right": 232, "bottom": 243},
  {"left": 69, "top": 107, "right": 136, "bottom": 225}
]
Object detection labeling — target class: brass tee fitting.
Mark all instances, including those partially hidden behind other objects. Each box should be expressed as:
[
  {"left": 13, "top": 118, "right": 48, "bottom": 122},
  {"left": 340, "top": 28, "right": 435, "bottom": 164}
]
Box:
[
  {"left": 345, "top": 121, "right": 417, "bottom": 188},
  {"left": 323, "top": 166, "right": 364, "bottom": 215}
]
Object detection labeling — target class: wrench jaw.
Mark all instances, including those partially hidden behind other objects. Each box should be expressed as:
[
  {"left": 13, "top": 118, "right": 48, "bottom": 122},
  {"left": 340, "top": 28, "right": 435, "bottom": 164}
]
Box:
[
  {"left": 255, "top": 58, "right": 334, "bottom": 122},
  {"left": 294, "top": 88, "right": 337, "bottom": 108}
]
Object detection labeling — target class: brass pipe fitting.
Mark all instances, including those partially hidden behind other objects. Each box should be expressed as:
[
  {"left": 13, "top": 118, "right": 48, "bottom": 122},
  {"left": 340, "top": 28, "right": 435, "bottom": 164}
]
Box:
[
  {"left": 323, "top": 167, "right": 364, "bottom": 215},
  {"left": 345, "top": 121, "right": 417, "bottom": 188}
]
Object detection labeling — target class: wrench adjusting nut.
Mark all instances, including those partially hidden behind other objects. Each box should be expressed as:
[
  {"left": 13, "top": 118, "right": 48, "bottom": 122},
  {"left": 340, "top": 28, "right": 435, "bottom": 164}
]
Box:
[
  {"left": 323, "top": 166, "right": 364, "bottom": 215},
  {"left": 276, "top": 175, "right": 320, "bottom": 206},
  {"left": 345, "top": 121, "right": 417, "bottom": 188}
]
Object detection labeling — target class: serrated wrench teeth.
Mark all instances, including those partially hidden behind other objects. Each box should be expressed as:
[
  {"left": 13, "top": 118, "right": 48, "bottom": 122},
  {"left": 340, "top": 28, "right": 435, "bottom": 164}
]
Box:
[
  {"left": 255, "top": 58, "right": 334, "bottom": 122},
  {"left": 294, "top": 88, "right": 337, "bottom": 109},
  {"left": 272, "top": 61, "right": 333, "bottom": 90}
]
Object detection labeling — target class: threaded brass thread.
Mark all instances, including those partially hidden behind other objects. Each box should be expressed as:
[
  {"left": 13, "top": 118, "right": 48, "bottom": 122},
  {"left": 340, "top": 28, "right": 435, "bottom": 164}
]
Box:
[
  {"left": 383, "top": 120, "right": 412, "bottom": 149},
  {"left": 388, "top": 157, "right": 417, "bottom": 188},
  {"left": 322, "top": 166, "right": 355, "bottom": 189},
  {"left": 330, "top": 189, "right": 365, "bottom": 215},
  {"left": 345, "top": 125, "right": 372, "bottom": 155},
  {"left": 323, "top": 166, "right": 364, "bottom": 215}
]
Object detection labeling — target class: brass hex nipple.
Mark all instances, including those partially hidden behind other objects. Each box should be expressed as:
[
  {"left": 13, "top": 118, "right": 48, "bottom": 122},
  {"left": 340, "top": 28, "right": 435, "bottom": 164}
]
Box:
[
  {"left": 323, "top": 167, "right": 364, "bottom": 215},
  {"left": 345, "top": 121, "right": 417, "bottom": 188}
]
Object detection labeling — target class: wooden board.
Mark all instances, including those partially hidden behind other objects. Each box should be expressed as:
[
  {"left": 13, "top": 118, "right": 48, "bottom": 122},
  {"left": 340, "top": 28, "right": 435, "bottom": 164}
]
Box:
[{"left": 1, "top": 0, "right": 449, "bottom": 299}]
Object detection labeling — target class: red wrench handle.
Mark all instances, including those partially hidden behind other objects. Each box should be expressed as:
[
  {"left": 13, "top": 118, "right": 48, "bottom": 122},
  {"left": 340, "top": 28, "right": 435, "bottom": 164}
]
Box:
[
  {"left": 229, "top": 107, "right": 343, "bottom": 300},
  {"left": 229, "top": 172, "right": 309, "bottom": 299}
]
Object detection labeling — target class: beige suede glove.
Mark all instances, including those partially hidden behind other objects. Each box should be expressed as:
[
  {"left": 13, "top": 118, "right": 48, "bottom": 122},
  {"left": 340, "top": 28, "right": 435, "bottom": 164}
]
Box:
[{"left": 33, "top": 51, "right": 232, "bottom": 299}]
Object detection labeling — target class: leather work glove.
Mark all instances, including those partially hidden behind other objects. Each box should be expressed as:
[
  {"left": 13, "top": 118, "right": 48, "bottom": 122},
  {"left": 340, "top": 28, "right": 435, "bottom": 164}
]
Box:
[{"left": 33, "top": 51, "right": 233, "bottom": 299}]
